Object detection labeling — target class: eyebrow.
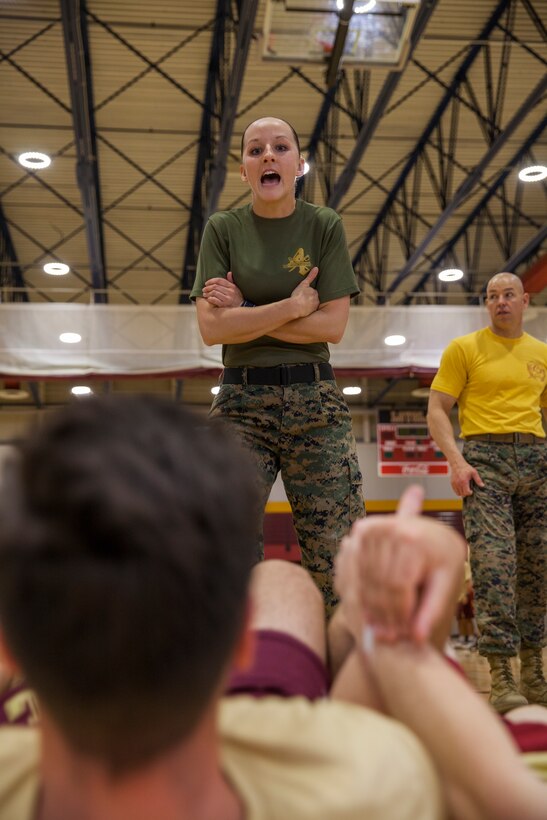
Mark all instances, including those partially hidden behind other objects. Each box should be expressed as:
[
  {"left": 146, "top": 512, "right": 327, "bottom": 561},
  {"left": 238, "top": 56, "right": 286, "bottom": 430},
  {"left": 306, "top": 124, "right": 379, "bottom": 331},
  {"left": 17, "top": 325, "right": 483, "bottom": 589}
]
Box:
[{"left": 246, "top": 134, "right": 291, "bottom": 144}]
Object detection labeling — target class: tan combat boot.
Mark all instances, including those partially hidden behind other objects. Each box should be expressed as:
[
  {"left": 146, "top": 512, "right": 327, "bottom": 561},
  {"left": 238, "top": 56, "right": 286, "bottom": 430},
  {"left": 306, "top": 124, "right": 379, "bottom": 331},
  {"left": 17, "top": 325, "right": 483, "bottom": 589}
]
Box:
[
  {"left": 487, "top": 656, "right": 528, "bottom": 713},
  {"left": 520, "top": 648, "right": 547, "bottom": 706}
]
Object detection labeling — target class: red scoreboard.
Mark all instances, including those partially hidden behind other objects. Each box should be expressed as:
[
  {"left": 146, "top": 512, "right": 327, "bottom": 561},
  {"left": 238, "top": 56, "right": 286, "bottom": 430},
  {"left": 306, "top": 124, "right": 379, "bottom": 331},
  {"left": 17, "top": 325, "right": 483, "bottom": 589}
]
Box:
[{"left": 377, "top": 409, "right": 449, "bottom": 477}]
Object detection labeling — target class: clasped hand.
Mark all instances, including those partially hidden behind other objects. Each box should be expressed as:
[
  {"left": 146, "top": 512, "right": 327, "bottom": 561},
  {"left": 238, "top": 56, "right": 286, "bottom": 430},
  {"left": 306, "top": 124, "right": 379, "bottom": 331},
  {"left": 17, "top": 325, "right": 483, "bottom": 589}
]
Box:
[
  {"left": 202, "top": 269, "right": 320, "bottom": 317},
  {"left": 335, "top": 485, "right": 466, "bottom": 652}
]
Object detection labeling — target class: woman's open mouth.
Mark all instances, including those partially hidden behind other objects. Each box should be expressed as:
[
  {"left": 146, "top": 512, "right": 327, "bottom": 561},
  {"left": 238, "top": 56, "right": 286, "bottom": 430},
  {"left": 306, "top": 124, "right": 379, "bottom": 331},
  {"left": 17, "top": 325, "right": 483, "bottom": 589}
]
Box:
[{"left": 261, "top": 170, "right": 281, "bottom": 186}]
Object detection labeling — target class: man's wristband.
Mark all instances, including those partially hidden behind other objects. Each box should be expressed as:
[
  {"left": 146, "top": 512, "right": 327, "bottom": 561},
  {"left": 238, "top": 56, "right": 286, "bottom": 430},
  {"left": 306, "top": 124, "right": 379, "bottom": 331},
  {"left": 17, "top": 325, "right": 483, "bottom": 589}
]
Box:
[{"left": 240, "top": 300, "right": 256, "bottom": 307}]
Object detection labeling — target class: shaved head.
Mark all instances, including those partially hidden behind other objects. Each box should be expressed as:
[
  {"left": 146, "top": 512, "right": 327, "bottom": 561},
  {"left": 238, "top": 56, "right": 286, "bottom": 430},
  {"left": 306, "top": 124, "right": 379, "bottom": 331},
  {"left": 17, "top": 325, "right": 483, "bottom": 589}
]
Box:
[
  {"left": 485, "top": 271, "right": 528, "bottom": 338},
  {"left": 486, "top": 272, "right": 524, "bottom": 295}
]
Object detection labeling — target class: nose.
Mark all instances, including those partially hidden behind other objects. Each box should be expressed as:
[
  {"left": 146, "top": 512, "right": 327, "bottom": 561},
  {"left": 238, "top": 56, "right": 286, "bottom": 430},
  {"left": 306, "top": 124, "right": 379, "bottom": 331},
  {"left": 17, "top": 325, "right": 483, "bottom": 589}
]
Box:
[{"left": 263, "top": 144, "right": 274, "bottom": 160}]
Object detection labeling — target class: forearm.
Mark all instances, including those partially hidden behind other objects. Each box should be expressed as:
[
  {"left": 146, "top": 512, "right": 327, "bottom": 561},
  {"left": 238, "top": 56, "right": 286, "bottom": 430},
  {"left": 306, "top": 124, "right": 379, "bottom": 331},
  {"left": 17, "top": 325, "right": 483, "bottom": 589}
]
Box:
[
  {"left": 268, "top": 299, "right": 349, "bottom": 344},
  {"left": 197, "top": 298, "right": 301, "bottom": 345},
  {"left": 268, "top": 308, "right": 344, "bottom": 344},
  {"left": 427, "top": 405, "right": 464, "bottom": 467},
  {"left": 368, "top": 643, "right": 547, "bottom": 820}
]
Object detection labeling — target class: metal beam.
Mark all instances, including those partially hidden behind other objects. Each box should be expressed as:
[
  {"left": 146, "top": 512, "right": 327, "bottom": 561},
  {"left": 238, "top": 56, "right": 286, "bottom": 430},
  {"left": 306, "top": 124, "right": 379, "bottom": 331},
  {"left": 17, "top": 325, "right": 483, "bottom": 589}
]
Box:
[
  {"left": 0, "top": 199, "right": 27, "bottom": 301},
  {"left": 351, "top": 0, "right": 511, "bottom": 270},
  {"left": 404, "top": 116, "right": 547, "bottom": 300},
  {"left": 206, "top": 0, "right": 259, "bottom": 216},
  {"left": 369, "top": 378, "right": 401, "bottom": 408},
  {"left": 328, "top": 0, "right": 439, "bottom": 210},
  {"left": 61, "top": 0, "right": 107, "bottom": 302},
  {"left": 296, "top": 79, "right": 341, "bottom": 200},
  {"left": 388, "top": 74, "right": 547, "bottom": 292},
  {"left": 325, "top": 1, "right": 355, "bottom": 88},
  {"left": 497, "top": 225, "right": 547, "bottom": 276},
  {"left": 181, "top": 0, "right": 228, "bottom": 300}
]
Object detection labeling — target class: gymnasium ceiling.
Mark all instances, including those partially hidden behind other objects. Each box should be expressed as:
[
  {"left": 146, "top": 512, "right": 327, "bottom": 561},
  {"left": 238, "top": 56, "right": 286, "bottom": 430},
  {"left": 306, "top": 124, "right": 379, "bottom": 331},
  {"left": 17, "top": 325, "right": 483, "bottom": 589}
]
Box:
[{"left": 0, "top": 0, "right": 545, "bottom": 415}]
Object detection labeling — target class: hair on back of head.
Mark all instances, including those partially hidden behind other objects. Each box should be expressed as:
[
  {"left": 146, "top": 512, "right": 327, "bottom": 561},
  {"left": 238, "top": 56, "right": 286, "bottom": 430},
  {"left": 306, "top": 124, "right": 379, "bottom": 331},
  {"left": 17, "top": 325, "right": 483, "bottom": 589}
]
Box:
[{"left": 0, "top": 394, "right": 259, "bottom": 773}]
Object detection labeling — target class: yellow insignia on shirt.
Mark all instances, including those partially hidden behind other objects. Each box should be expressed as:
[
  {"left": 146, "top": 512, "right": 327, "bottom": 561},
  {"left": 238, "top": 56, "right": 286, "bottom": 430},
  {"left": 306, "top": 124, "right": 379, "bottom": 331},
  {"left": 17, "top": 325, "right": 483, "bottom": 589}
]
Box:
[
  {"left": 284, "top": 248, "right": 311, "bottom": 276},
  {"left": 527, "top": 361, "right": 546, "bottom": 382}
]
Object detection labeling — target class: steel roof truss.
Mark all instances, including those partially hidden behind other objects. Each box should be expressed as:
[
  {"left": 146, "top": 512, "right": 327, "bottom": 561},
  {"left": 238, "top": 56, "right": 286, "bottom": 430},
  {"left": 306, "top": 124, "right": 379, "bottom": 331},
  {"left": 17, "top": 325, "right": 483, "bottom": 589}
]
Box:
[
  {"left": 61, "top": 0, "right": 107, "bottom": 301},
  {"left": 351, "top": 0, "right": 512, "bottom": 272}
]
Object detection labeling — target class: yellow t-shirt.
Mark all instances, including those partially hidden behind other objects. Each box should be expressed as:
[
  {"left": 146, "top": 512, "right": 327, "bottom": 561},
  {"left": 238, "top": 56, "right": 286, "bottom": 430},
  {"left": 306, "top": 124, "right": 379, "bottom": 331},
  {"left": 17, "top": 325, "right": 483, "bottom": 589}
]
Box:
[
  {"left": 431, "top": 327, "right": 547, "bottom": 437},
  {"left": 0, "top": 696, "right": 444, "bottom": 820}
]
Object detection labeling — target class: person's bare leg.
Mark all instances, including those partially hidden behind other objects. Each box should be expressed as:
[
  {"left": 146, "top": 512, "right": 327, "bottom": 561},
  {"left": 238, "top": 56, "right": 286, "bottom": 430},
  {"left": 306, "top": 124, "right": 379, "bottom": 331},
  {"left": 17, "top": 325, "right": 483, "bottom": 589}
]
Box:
[
  {"left": 328, "top": 607, "right": 356, "bottom": 679},
  {"left": 249, "top": 560, "right": 327, "bottom": 663},
  {"left": 504, "top": 704, "right": 547, "bottom": 725},
  {"left": 328, "top": 608, "right": 386, "bottom": 711}
]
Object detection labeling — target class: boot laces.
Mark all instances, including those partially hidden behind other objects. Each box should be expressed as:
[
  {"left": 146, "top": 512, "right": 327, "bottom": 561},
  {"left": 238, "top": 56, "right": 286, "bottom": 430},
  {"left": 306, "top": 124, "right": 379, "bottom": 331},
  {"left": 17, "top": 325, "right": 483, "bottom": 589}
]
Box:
[{"left": 497, "top": 659, "right": 516, "bottom": 687}]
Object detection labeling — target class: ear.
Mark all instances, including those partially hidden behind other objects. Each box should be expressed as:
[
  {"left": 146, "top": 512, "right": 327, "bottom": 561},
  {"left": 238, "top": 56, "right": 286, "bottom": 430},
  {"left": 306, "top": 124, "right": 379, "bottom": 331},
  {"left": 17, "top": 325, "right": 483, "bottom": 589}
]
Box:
[
  {"left": 295, "top": 155, "right": 305, "bottom": 179},
  {"left": 240, "top": 163, "right": 247, "bottom": 183},
  {"left": 231, "top": 599, "right": 256, "bottom": 673},
  {"left": 0, "top": 630, "right": 22, "bottom": 685},
  {"left": 522, "top": 292, "right": 530, "bottom": 309}
]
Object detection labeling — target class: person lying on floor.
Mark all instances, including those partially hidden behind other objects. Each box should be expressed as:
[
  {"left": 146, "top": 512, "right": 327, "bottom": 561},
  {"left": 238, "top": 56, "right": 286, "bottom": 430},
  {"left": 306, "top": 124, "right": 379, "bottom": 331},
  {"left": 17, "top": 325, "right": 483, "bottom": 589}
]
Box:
[{"left": 0, "top": 395, "right": 545, "bottom": 820}]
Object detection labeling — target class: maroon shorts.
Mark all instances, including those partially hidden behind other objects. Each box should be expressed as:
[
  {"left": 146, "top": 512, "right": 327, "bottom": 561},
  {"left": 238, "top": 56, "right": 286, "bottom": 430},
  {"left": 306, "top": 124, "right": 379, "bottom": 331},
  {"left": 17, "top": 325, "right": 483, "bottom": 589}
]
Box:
[
  {"left": 226, "top": 629, "right": 329, "bottom": 700},
  {"left": 0, "top": 684, "right": 38, "bottom": 727}
]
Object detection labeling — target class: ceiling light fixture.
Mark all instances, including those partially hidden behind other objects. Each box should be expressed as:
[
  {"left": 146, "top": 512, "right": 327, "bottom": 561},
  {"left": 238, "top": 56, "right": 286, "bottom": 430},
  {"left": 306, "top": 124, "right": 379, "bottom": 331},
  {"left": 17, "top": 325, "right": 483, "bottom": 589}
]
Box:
[
  {"left": 342, "top": 386, "right": 362, "bottom": 396},
  {"left": 59, "top": 332, "right": 81, "bottom": 344},
  {"left": 71, "top": 386, "right": 92, "bottom": 396},
  {"left": 518, "top": 165, "right": 547, "bottom": 182},
  {"left": 0, "top": 386, "right": 30, "bottom": 401},
  {"left": 355, "top": 0, "right": 376, "bottom": 13},
  {"left": 411, "top": 387, "right": 431, "bottom": 399},
  {"left": 384, "top": 334, "right": 406, "bottom": 347},
  {"left": 438, "top": 268, "right": 464, "bottom": 282},
  {"left": 303, "top": 161, "right": 310, "bottom": 174},
  {"left": 44, "top": 262, "right": 70, "bottom": 276},
  {"left": 337, "top": 0, "right": 375, "bottom": 11},
  {"left": 211, "top": 386, "right": 220, "bottom": 395},
  {"left": 18, "top": 151, "right": 51, "bottom": 170}
]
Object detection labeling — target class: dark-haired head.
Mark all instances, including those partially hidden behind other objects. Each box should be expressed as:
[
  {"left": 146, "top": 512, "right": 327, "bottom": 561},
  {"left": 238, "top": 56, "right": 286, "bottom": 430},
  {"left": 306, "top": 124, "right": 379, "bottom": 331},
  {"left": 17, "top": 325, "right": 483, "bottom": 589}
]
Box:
[
  {"left": 0, "top": 395, "right": 259, "bottom": 772},
  {"left": 241, "top": 116, "right": 300, "bottom": 157}
]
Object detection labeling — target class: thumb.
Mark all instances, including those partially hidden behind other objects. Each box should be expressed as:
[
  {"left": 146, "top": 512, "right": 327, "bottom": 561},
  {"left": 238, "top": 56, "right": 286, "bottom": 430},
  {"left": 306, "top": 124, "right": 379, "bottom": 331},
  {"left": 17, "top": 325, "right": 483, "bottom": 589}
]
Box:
[
  {"left": 396, "top": 485, "right": 425, "bottom": 518},
  {"left": 303, "top": 266, "right": 319, "bottom": 285},
  {"left": 412, "top": 569, "right": 452, "bottom": 643},
  {"left": 227, "top": 271, "right": 234, "bottom": 283}
]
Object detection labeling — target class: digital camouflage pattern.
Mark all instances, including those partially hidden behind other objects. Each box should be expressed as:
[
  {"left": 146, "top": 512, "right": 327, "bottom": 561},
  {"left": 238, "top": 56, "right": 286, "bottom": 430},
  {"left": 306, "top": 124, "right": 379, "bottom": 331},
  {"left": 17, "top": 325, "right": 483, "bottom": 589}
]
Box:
[
  {"left": 210, "top": 378, "right": 364, "bottom": 615},
  {"left": 463, "top": 441, "right": 547, "bottom": 657}
]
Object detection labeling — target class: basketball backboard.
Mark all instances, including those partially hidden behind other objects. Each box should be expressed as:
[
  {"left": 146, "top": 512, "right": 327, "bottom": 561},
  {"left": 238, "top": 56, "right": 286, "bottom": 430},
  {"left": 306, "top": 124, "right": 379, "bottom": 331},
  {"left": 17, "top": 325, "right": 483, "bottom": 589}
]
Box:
[{"left": 262, "top": 0, "right": 421, "bottom": 69}]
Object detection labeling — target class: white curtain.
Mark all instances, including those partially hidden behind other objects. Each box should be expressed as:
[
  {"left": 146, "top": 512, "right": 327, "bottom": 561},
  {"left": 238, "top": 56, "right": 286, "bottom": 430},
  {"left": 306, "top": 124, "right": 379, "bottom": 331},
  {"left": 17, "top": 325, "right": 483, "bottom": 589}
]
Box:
[{"left": 1, "top": 303, "right": 545, "bottom": 377}]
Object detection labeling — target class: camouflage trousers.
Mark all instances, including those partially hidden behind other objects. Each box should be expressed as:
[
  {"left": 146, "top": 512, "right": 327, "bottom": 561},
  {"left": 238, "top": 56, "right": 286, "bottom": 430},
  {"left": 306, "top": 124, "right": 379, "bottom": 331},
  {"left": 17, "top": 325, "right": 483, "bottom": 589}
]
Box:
[
  {"left": 463, "top": 440, "right": 547, "bottom": 657},
  {"left": 210, "top": 378, "right": 364, "bottom": 615}
]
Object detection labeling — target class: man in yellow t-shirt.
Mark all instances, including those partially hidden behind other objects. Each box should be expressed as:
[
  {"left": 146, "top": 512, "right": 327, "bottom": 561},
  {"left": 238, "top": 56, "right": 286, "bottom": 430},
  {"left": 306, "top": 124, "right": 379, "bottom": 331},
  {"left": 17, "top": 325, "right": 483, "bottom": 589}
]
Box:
[
  {"left": 428, "top": 272, "right": 547, "bottom": 713},
  {"left": 2, "top": 395, "right": 547, "bottom": 820}
]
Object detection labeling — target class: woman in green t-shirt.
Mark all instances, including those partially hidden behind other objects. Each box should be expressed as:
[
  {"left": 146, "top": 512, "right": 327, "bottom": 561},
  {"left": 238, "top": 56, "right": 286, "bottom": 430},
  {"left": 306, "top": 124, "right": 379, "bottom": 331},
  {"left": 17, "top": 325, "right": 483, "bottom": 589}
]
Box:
[{"left": 191, "top": 116, "right": 364, "bottom": 614}]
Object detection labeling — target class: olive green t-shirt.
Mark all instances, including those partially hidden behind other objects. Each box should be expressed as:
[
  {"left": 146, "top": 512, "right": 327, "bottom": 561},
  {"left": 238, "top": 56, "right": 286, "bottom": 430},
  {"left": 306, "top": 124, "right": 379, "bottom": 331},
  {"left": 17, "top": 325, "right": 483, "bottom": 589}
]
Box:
[{"left": 191, "top": 200, "right": 359, "bottom": 366}]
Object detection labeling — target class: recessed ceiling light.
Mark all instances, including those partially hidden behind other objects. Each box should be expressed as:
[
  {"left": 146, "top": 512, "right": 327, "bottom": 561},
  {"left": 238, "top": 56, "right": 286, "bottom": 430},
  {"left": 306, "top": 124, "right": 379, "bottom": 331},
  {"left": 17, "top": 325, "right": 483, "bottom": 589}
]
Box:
[
  {"left": 438, "top": 268, "right": 464, "bottom": 282},
  {"left": 343, "top": 386, "right": 362, "bottom": 396},
  {"left": 0, "top": 386, "right": 30, "bottom": 401},
  {"left": 18, "top": 151, "right": 51, "bottom": 170},
  {"left": 337, "top": 0, "right": 375, "bottom": 11},
  {"left": 59, "top": 332, "right": 81, "bottom": 344},
  {"left": 384, "top": 334, "right": 406, "bottom": 346},
  {"left": 71, "top": 386, "right": 92, "bottom": 396},
  {"left": 211, "top": 386, "right": 220, "bottom": 395},
  {"left": 518, "top": 165, "right": 547, "bottom": 182},
  {"left": 355, "top": 0, "right": 376, "bottom": 12},
  {"left": 44, "top": 262, "right": 70, "bottom": 276}
]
